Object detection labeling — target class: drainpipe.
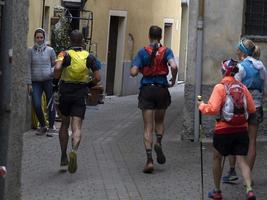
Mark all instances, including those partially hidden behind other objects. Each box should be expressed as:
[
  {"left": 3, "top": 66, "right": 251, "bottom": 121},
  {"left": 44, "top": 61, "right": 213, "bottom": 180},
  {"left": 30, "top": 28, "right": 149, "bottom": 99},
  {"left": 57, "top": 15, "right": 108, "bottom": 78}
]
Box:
[
  {"left": 41, "top": 0, "right": 45, "bottom": 28},
  {"left": 194, "top": 0, "right": 204, "bottom": 142}
]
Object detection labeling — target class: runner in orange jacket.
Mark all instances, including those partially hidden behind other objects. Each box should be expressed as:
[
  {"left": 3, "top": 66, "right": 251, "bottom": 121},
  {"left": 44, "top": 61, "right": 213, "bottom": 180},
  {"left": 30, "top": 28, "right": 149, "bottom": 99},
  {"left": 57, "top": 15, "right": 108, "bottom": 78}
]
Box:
[{"left": 198, "top": 59, "right": 256, "bottom": 200}]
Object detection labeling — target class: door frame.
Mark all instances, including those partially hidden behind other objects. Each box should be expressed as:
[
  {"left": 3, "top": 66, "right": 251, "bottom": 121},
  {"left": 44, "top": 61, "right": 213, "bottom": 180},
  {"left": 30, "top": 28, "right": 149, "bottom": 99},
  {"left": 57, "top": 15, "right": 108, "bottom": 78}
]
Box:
[{"left": 105, "top": 10, "right": 127, "bottom": 96}]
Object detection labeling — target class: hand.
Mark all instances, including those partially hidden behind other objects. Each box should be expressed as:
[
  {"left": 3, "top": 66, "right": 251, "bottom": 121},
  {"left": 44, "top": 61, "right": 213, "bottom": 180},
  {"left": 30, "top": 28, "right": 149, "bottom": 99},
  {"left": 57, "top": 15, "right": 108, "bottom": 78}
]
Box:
[
  {"left": 53, "top": 92, "right": 60, "bottom": 105},
  {"left": 168, "top": 78, "right": 176, "bottom": 88},
  {"left": 197, "top": 100, "right": 204, "bottom": 107},
  {"left": 52, "top": 79, "right": 59, "bottom": 93},
  {"left": 27, "top": 84, "right": 32, "bottom": 95},
  {"left": 0, "top": 166, "right": 7, "bottom": 178},
  {"left": 87, "top": 80, "right": 97, "bottom": 88}
]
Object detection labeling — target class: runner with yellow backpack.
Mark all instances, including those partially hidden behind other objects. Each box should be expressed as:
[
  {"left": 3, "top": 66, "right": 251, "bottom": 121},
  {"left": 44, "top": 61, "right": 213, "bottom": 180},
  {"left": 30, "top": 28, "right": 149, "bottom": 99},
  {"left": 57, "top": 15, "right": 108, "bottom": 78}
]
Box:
[{"left": 53, "top": 30, "right": 101, "bottom": 173}]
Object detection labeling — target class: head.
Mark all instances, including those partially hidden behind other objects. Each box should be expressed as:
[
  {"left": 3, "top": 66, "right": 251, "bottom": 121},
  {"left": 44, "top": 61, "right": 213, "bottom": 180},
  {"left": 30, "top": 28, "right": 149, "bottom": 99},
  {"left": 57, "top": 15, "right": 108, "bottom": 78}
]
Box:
[
  {"left": 34, "top": 28, "right": 45, "bottom": 45},
  {"left": 221, "top": 59, "right": 239, "bottom": 77},
  {"left": 236, "top": 38, "right": 260, "bottom": 60},
  {"left": 70, "top": 29, "right": 83, "bottom": 47},
  {"left": 149, "top": 26, "right": 162, "bottom": 42}
]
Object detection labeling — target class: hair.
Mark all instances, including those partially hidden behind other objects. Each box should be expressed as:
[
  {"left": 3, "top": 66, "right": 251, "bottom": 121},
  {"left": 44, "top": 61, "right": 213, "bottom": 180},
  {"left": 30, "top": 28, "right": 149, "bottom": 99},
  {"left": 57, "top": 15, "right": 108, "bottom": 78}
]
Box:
[
  {"left": 148, "top": 26, "right": 162, "bottom": 66},
  {"left": 242, "top": 38, "right": 261, "bottom": 59},
  {"left": 34, "top": 28, "right": 45, "bottom": 38},
  {"left": 70, "top": 29, "right": 83, "bottom": 47},
  {"left": 252, "top": 45, "right": 261, "bottom": 59}
]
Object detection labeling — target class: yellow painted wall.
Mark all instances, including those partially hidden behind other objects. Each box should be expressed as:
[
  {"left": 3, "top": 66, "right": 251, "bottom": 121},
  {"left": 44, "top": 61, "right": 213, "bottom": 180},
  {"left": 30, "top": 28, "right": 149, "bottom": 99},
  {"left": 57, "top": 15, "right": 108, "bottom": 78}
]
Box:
[
  {"left": 28, "top": 0, "right": 61, "bottom": 47},
  {"left": 85, "top": 0, "right": 181, "bottom": 62}
]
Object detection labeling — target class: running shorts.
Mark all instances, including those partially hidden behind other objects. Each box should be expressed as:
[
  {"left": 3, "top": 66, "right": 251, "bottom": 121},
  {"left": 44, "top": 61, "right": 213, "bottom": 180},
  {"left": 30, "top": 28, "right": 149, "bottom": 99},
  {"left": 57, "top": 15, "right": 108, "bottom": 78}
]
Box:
[
  {"left": 138, "top": 84, "right": 171, "bottom": 110},
  {"left": 213, "top": 132, "right": 249, "bottom": 156}
]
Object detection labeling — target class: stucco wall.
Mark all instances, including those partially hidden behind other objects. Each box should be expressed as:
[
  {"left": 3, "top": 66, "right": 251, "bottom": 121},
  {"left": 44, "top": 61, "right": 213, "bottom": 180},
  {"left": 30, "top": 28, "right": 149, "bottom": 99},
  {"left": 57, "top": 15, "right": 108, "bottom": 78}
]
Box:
[
  {"left": 85, "top": 0, "right": 181, "bottom": 95},
  {"left": 0, "top": 0, "right": 29, "bottom": 199},
  {"left": 28, "top": 0, "right": 61, "bottom": 47},
  {"left": 183, "top": 0, "right": 267, "bottom": 139}
]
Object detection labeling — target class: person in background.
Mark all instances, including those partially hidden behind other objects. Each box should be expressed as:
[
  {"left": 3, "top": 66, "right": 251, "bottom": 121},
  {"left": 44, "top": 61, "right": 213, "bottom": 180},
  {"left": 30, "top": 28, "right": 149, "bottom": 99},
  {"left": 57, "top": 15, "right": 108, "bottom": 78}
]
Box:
[
  {"left": 222, "top": 39, "right": 267, "bottom": 185},
  {"left": 27, "top": 28, "right": 56, "bottom": 137}
]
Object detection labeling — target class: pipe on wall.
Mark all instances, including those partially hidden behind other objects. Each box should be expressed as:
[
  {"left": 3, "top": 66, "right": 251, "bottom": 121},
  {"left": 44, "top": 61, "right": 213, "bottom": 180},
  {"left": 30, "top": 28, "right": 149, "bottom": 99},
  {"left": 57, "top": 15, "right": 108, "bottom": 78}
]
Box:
[
  {"left": 194, "top": 0, "right": 204, "bottom": 142},
  {"left": 41, "top": 0, "right": 45, "bottom": 28}
]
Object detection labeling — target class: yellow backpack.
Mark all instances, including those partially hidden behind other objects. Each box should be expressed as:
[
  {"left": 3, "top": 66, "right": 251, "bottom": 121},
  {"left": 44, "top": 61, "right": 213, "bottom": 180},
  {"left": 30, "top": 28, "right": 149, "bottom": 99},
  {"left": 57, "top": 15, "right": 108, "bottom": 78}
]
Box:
[{"left": 61, "top": 50, "right": 92, "bottom": 83}]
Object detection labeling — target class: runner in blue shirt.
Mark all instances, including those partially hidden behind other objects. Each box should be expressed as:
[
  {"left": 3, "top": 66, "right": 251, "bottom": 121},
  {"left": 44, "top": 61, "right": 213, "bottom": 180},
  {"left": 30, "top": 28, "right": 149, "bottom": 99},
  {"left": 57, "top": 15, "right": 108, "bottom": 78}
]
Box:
[{"left": 131, "top": 25, "right": 178, "bottom": 173}]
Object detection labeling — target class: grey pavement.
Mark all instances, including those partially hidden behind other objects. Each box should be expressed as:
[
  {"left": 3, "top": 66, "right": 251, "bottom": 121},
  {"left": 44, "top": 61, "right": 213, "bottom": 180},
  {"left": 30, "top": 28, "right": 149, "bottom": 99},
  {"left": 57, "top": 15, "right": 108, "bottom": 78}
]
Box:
[{"left": 21, "top": 84, "right": 267, "bottom": 200}]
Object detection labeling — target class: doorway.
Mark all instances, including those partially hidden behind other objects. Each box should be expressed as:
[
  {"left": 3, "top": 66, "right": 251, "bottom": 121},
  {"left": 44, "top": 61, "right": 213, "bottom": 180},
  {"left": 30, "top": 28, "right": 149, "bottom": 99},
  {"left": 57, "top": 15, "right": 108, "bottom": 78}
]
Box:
[
  {"left": 179, "top": 3, "right": 189, "bottom": 81},
  {"left": 106, "top": 16, "right": 119, "bottom": 95},
  {"left": 164, "top": 23, "right": 173, "bottom": 48},
  {"left": 106, "top": 11, "right": 127, "bottom": 96}
]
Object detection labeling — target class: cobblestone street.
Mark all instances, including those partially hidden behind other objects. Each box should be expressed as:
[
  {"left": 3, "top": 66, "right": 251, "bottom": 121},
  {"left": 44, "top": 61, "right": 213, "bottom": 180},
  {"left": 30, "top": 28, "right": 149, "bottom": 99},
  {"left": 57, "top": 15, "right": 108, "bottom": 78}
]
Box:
[{"left": 21, "top": 84, "right": 267, "bottom": 200}]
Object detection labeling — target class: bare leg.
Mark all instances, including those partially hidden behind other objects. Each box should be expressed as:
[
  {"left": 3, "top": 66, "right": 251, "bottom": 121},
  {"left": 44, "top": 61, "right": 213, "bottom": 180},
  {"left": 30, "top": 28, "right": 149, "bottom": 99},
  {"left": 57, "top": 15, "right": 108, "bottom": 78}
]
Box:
[
  {"left": 142, "top": 109, "right": 154, "bottom": 173},
  {"left": 154, "top": 109, "right": 167, "bottom": 164},
  {"left": 247, "top": 124, "right": 257, "bottom": 171},
  {"left": 59, "top": 114, "right": 70, "bottom": 156},
  {"left": 236, "top": 155, "right": 252, "bottom": 188},
  {"left": 154, "top": 109, "right": 166, "bottom": 143},
  {"left": 212, "top": 148, "right": 223, "bottom": 191},
  {"left": 142, "top": 110, "right": 154, "bottom": 150},
  {"left": 71, "top": 116, "right": 83, "bottom": 151},
  {"left": 228, "top": 155, "right": 236, "bottom": 168}
]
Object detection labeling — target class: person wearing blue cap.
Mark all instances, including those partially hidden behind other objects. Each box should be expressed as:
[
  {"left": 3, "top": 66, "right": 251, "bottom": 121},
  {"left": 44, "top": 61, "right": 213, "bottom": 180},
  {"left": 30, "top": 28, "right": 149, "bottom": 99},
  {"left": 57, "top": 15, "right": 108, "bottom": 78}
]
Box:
[{"left": 222, "top": 39, "right": 267, "bottom": 186}]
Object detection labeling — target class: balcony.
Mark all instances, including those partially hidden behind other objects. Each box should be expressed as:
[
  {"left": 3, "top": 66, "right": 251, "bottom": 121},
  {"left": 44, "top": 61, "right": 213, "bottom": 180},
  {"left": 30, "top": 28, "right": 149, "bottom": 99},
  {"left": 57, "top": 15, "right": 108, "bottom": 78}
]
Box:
[{"left": 62, "top": 0, "right": 87, "bottom": 9}]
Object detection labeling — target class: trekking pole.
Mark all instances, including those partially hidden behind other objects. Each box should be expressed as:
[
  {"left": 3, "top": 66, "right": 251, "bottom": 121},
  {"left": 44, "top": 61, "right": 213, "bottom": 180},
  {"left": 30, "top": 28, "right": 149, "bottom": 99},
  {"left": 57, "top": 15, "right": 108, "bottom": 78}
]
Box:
[
  {"left": 47, "top": 95, "right": 54, "bottom": 112},
  {"left": 221, "top": 156, "right": 226, "bottom": 173},
  {"left": 198, "top": 95, "right": 204, "bottom": 200}
]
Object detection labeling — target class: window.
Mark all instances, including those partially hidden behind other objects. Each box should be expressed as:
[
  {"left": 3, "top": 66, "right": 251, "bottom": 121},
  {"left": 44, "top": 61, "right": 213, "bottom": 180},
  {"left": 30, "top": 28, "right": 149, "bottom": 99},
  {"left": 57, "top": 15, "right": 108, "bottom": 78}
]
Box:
[{"left": 244, "top": 0, "right": 267, "bottom": 36}]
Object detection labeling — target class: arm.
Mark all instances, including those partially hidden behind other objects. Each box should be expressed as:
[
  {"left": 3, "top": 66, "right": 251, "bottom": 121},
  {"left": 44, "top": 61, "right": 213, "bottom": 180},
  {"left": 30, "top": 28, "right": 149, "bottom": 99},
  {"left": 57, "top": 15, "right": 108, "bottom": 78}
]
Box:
[
  {"left": 54, "top": 51, "right": 66, "bottom": 79},
  {"left": 234, "top": 63, "right": 246, "bottom": 81},
  {"left": 243, "top": 86, "right": 256, "bottom": 113},
  {"left": 130, "top": 66, "right": 139, "bottom": 77},
  {"left": 50, "top": 48, "right": 57, "bottom": 77},
  {"left": 54, "top": 60, "right": 63, "bottom": 79},
  {"left": 26, "top": 48, "right": 32, "bottom": 94},
  {"left": 130, "top": 50, "right": 142, "bottom": 77},
  {"left": 261, "top": 66, "right": 267, "bottom": 97},
  {"left": 50, "top": 48, "right": 56, "bottom": 67},
  {"left": 199, "top": 84, "right": 225, "bottom": 115},
  {"left": 87, "top": 55, "right": 101, "bottom": 86},
  {"left": 168, "top": 58, "right": 178, "bottom": 87},
  {"left": 166, "top": 49, "right": 178, "bottom": 87}
]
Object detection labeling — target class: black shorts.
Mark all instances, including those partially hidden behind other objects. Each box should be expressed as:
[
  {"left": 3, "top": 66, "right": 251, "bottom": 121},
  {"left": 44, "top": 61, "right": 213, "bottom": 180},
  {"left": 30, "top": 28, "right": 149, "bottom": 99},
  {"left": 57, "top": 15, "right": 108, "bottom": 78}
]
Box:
[
  {"left": 138, "top": 84, "right": 171, "bottom": 110},
  {"left": 58, "top": 83, "right": 88, "bottom": 119},
  {"left": 248, "top": 106, "right": 263, "bottom": 125},
  {"left": 213, "top": 132, "right": 249, "bottom": 156}
]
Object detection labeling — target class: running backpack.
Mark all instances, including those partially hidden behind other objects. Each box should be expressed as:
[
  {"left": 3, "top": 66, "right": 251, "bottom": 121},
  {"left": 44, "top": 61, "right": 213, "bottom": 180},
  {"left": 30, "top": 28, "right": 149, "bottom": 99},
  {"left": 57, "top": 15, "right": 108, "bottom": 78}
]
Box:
[
  {"left": 220, "top": 80, "right": 249, "bottom": 125},
  {"left": 61, "top": 49, "right": 93, "bottom": 83},
  {"left": 140, "top": 46, "right": 169, "bottom": 76}
]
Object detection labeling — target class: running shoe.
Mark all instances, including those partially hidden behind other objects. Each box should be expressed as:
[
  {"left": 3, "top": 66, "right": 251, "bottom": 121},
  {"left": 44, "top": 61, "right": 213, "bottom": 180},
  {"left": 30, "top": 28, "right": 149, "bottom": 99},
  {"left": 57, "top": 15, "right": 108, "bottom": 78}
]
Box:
[
  {"left": 208, "top": 189, "right": 222, "bottom": 200},
  {"left": 143, "top": 160, "right": 154, "bottom": 174},
  {"left": 36, "top": 127, "right": 47, "bottom": 136},
  {"left": 247, "top": 190, "right": 256, "bottom": 200},
  {"left": 60, "top": 154, "right": 68, "bottom": 170},
  {"left": 68, "top": 151, "right": 77, "bottom": 174},
  {"left": 222, "top": 169, "right": 238, "bottom": 183},
  {"left": 154, "top": 143, "right": 166, "bottom": 164},
  {"left": 46, "top": 127, "right": 57, "bottom": 137}
]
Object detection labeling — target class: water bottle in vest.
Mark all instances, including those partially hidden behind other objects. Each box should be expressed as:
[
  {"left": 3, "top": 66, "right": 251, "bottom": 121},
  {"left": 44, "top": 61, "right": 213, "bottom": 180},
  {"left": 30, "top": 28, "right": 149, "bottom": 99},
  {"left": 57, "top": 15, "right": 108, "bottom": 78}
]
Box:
[{"left": 221, "top": 80, "right": 249, "bottom": 125}]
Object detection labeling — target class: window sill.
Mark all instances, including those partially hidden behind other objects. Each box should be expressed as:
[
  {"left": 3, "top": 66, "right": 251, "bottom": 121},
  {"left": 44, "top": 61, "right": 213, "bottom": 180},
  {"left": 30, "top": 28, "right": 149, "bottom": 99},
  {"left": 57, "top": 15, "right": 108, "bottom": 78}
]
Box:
[{"left": 242, "top": 35, "right": 267, "bottom": 43}]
